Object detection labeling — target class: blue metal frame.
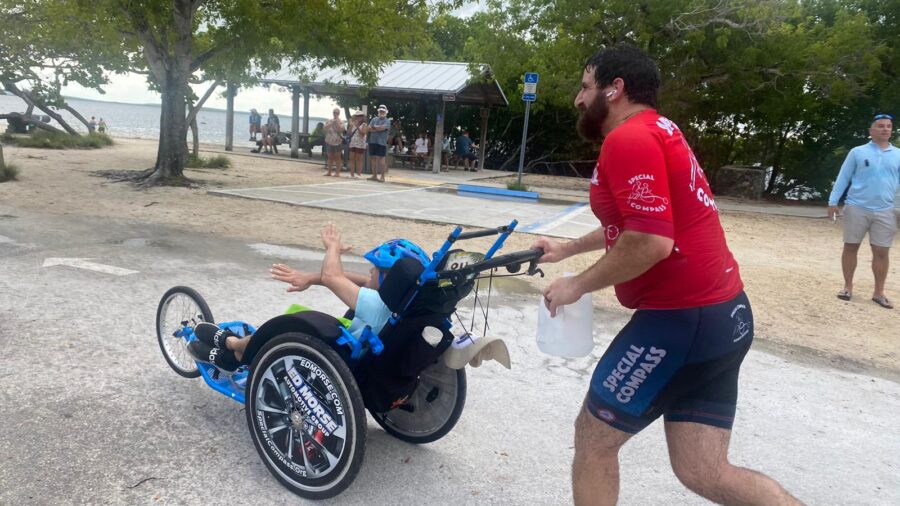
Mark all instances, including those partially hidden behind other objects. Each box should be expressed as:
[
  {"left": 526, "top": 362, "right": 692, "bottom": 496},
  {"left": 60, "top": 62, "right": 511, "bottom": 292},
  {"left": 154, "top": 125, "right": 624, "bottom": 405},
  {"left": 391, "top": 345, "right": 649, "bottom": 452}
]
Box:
[
  {"left": 175, "top": 222, "right": 520, "bottom": 406},
  {"left": 180, "top": 320, "right": 256, "bottom": 405}
]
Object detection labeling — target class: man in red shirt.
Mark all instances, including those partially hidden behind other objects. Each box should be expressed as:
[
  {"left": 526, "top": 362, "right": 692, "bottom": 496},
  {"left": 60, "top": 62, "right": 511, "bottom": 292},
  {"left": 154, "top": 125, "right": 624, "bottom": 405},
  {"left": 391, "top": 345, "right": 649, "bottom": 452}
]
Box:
[{"left": 533, "top": 44, "right": 799, "bottom": 505}]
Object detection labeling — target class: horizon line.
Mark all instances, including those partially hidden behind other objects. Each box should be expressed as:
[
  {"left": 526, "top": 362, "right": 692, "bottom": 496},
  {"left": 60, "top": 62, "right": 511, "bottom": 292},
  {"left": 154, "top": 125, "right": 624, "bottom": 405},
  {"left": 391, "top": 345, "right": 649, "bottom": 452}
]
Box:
[{"left": 0, "top": 92, "right": 329, "bottom": 117}]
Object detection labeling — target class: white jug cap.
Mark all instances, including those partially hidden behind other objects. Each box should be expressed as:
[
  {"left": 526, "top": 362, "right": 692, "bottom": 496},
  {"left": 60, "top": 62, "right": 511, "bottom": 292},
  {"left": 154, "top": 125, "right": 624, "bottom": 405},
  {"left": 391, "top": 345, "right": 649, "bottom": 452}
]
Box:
[{"left": 421, "top": 326, "right": 443, "bottom": 346}]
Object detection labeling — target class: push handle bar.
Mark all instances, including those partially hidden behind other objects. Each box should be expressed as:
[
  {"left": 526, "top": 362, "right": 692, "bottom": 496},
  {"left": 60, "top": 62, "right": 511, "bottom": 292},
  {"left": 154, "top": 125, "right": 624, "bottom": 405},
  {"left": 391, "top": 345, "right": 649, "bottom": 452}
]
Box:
[
  {"left": 454, "top": 225, "right": 514, "bottom": 241},
  {"left": 432, "top": 248, "right": 545, "bottom": 285}
]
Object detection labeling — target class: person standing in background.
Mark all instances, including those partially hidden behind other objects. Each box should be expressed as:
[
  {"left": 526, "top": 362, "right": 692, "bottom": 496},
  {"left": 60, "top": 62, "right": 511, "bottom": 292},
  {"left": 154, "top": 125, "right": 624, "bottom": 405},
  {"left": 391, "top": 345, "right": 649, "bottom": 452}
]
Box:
[
  {"left": 249, "top": 109, "right": 262, "bottom": 141},
  {"left": 324, "top": 108, "right": 347, "bottom": 177},
  {"left": 367, "top": 105, "right": 391, "bottom": 181},
  {"left": 347, "top": 110, "right": 368, "bottom": 179},
  {"left": 828, "top": 113, "right": 899, "bottom": 309}
]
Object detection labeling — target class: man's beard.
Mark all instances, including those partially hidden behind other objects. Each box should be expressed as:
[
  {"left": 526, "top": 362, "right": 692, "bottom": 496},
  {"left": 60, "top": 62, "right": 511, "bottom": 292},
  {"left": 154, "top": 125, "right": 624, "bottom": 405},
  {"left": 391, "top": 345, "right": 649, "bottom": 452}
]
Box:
[{"left": 576, "top": 96, "right": 609, "bottom": 143}]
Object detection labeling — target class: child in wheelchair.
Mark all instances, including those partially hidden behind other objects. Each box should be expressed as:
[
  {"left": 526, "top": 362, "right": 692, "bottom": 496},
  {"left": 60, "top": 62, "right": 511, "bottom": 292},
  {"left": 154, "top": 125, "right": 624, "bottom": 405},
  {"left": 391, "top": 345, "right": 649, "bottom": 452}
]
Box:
[{"left": 187, "top": 223, "right": 431, "bottom": 370}]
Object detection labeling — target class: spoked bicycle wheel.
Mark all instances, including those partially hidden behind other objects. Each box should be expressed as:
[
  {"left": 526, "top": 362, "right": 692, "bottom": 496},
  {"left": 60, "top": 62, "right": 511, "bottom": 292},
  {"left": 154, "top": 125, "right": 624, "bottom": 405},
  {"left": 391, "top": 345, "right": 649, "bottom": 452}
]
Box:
[
  {"left": 370, "top": 361, "right": 466, "bottom": 444},
  {"left": 156, "top": 286, "right": 214, "bottom": 378},
  {"left": 246, "top": 333, "right": 366, "bottom": 500}
]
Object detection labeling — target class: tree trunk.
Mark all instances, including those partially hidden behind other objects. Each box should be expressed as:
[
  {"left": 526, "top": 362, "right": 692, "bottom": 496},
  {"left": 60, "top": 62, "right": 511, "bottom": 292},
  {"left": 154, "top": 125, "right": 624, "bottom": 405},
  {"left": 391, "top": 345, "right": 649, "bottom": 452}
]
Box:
[
  {"left": 3, "top": 82, "right": 80, "bottom": 135},
  {"left": 137, "top": 0, "right": 195, "bottom": 184},
  {"left": 0, "top": 143, "right": 5, "bottom": 169},
  {"left": 188, "top": 102, "right": 199, "bottom": 158},
  {"left": 149, "top": 74, "right": 189, "bottom": 182},
  {"left": 61, "top": 103, "right": 92, "bottom": 132},
  {"left": 0, "top": 113, "right": 67, "bottom": 134},
  {"left": 765, "top": 129, "right": 788, "bottom": 194}
]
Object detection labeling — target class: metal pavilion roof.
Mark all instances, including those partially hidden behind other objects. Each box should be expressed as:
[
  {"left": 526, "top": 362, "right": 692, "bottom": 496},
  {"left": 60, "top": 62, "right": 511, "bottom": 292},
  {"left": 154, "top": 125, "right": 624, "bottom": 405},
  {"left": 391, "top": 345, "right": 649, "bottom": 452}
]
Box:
[{"left": 259, "top": 60, "right": 508, "bottom": 108}]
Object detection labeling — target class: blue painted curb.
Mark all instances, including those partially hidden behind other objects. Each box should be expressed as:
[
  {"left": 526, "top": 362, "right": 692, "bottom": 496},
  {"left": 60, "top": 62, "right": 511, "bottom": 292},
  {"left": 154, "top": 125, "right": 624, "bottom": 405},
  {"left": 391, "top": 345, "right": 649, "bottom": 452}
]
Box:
[{"left": 458, "top": 184, "right": 539, "bottom": 199}]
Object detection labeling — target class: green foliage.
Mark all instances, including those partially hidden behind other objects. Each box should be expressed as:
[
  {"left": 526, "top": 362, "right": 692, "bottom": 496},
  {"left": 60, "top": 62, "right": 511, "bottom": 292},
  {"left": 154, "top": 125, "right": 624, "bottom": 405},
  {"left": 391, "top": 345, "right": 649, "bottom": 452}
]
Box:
[
  {"left": 455, "top": 0, "right": 896, "bottom": 198},
  {"left": 0, "top": 1, "right": 130, "bottom": 103},
  {"left": 507, "top": 181, "right": 529, "bottom": 192},
  {"left": 5, "top": 132, "right": 113, "bottom": 149},
  {"left": 0, "top": 162, "right": 19, "bottom": 182},
  {"left": 186, "top": 154, "right": 231, "bottom": 169}
]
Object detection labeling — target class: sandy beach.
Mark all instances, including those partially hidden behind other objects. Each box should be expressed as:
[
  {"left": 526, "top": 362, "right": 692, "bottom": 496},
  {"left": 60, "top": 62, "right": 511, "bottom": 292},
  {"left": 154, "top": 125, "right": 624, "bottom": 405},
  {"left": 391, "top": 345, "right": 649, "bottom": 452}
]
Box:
[{"left": 1, "top": 137, "right": 897, "bottom": 378}]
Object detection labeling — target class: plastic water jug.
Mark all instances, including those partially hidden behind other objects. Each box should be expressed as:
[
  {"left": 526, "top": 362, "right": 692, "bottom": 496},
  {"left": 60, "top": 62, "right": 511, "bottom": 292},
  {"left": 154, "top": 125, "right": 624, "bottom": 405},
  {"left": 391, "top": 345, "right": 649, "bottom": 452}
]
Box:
[{"left": 536, "top": 286, "right": 594, "bottom": 358}]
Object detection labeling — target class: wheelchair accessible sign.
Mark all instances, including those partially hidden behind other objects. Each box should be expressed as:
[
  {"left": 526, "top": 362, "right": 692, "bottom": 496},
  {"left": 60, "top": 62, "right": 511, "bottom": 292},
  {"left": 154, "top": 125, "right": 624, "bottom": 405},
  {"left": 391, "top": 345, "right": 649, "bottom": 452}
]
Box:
[{"left": 522, "top": 72, "right": 538, "bottom": 102}]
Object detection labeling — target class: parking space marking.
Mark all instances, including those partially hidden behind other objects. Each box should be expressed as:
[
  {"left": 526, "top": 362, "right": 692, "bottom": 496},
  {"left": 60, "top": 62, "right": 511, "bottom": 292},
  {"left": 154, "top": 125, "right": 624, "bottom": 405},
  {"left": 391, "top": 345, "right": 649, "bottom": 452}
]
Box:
[{"left": 211, "top": 183, "right": 599, "bottom": 238}]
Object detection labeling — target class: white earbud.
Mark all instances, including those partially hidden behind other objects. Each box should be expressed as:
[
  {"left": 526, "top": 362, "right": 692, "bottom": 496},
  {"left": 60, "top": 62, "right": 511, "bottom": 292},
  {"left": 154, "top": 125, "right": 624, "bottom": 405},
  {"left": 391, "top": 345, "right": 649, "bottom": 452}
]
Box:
[{"left": 606, "top": 90, "right": 616, "bottom": 98}]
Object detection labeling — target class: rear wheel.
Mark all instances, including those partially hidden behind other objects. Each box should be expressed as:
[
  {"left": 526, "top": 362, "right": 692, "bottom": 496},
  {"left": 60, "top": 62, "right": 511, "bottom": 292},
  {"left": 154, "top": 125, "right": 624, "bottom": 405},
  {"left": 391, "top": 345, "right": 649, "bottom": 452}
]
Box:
[
  {"left": 371, "top": 362, "right": 466, "bottom": 444},
  {"left": 246, "top": 333, "right": 366, "bottom": 500},
  {"left": 156, "top": 286, "right": 213, "bottom": 378}
]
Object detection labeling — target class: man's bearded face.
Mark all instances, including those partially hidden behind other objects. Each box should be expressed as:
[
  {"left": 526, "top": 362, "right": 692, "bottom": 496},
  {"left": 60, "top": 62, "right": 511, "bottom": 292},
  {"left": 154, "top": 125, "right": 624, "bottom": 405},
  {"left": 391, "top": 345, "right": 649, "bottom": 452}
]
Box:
[{"left": 576, "top": 88, "right": 609, "bottom": 143}]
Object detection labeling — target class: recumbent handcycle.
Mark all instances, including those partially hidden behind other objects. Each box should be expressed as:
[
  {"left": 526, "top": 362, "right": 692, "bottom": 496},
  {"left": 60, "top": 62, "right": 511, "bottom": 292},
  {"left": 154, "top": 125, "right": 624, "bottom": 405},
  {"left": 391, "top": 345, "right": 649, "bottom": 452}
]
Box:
[{"left": 155, "top": 221, "right": 543, "bottom": 499}]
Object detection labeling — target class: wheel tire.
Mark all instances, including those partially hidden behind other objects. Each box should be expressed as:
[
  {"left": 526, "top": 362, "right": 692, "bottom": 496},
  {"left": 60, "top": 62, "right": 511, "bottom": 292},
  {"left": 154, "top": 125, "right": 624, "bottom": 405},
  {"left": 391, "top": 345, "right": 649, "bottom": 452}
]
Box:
[
  {"left": 246, "top": 333, "right": 366, "bottom": 500},
  {"left": 155, "top": 286, "right": 213, "bottom": 378},
  {"left": 371, "top": 362, "right": 466, "bottom": 444}
]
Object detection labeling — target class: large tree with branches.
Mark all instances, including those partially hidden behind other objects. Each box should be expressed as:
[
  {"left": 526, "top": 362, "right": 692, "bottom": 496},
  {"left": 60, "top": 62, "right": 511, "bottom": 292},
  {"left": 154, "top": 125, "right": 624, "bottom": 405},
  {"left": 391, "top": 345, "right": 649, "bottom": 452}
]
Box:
[
  {"left": 101, "top": 0, "right": 442, "bottom": 185},
  {"left": 4, "top": 0, "right": 445, "bottom": 185},
  {"left": 0, "top": 0, "right": 129, "bottom": 134}
]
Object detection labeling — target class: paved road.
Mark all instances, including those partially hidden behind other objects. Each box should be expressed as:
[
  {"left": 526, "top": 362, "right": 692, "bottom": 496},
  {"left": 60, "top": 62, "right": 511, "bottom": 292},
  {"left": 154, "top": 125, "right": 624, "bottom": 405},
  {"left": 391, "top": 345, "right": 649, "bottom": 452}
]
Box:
[
  {"left": 1, "top": 209, "right": 898, "bottom": 505},
  {"left": 211, "top": 180, "right": 598, "bottom": 239}
]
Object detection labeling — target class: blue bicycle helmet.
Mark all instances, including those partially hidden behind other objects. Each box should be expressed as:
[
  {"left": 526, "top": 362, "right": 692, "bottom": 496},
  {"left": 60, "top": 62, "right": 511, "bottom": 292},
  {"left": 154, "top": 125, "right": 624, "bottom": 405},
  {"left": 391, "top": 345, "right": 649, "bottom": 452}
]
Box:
[{"left": 364, "top": 239, "right": 431, "bottom": 282}]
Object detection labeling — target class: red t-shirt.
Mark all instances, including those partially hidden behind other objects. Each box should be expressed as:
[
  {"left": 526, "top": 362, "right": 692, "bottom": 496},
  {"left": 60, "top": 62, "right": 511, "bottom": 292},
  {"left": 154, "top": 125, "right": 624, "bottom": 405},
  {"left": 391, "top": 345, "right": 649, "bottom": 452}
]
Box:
[{"left": 589, "top": 110, "right": 742, "bottom": 309}]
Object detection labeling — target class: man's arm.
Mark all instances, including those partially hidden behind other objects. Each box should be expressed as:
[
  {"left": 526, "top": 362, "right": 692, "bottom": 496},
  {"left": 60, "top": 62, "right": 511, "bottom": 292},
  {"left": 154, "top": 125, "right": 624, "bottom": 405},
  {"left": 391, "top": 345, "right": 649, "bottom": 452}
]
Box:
[
  {"left": 532, "top": 227, "right": 606, "bottom": 264},
  {"left": 828, "top": 150, "right": 857, "bottom": 215},
  {"left": 563, "top": 227, "right": 607, "bottom": 257},
  {"left": 542, "top": 230, "right": 672, "bottom": 316}
]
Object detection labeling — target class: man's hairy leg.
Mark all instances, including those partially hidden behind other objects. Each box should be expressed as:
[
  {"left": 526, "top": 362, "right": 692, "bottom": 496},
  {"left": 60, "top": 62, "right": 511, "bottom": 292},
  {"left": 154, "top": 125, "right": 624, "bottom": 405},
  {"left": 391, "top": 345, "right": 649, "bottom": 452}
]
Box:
[
  {"left": 572, "top": 406, "right": 632, "bottom": 506},
  {"left": 665, "top": 421, "right": 802, "bottom": 505},
  {"left": 841, "top": 243, "right": 860, "bottom": 293},
  {"left": 870, "top": 244, "right": 890, "bottom": 298}
]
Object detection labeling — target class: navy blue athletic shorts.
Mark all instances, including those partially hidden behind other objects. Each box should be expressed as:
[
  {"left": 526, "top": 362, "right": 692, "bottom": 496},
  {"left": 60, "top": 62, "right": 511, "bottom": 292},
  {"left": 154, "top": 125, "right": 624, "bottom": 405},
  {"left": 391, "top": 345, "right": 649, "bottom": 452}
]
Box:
[{"left": 586, "top": 291, "right": 753, "bottom": 433}]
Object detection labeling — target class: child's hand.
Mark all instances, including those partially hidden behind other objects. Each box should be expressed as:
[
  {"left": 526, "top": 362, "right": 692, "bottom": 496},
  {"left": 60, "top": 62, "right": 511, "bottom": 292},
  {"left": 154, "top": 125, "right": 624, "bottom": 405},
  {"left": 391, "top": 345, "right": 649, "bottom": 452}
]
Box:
[
  {"left": 320, "top": 223, "right": 352, "bottom": 253},
  {"left": 270, "top": 263, "right": 315, "bottom": 292}
]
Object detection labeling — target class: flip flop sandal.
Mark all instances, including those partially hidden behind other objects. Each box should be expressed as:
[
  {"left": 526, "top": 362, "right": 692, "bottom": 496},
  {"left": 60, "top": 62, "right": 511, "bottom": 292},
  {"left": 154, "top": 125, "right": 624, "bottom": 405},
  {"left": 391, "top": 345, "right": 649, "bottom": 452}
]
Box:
[
  {"left": 836, "top": 290, "right": 852, "bottom": 301},
  {"left": 872, "top": 296, "right": 893, "bottom": 309}
]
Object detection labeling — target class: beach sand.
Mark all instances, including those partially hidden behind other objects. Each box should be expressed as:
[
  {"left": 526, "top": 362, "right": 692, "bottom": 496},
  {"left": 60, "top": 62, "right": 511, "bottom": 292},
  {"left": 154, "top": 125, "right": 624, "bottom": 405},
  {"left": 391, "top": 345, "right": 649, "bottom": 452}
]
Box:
[{"left": 1, "top": 137, "right": 896, "bottom": 378}]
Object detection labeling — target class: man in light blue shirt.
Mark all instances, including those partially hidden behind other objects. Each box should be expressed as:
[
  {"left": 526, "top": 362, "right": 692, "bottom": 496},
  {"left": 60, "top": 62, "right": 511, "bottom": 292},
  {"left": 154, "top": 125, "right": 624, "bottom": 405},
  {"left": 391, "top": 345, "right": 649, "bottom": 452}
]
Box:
[{"left": 827, "top": 114, "right": 899, "bottom": 308}]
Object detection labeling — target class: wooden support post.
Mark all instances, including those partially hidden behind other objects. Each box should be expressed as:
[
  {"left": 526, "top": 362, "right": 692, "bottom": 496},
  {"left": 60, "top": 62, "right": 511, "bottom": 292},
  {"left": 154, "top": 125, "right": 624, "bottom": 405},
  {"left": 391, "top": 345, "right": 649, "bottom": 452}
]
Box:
[
  {"left": 291, "top": 86, "right": 300, "bottom": 158},
  {"left": 303, "top": 92, "right": 310, "bottom": 134},
  {"left": 479, "top": 107, "right": 490, "bottom": 171},
  {"left": 225, "top": 83, "right": 235, "bottom": 151},
  {"left": 432, "top": 100, "right": 446, "bottom": 173}
]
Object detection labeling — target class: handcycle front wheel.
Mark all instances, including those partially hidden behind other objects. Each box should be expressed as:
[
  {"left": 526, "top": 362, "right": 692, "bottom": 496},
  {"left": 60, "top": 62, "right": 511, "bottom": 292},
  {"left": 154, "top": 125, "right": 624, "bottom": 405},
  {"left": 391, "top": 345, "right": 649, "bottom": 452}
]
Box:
[
  {"left": 370, "top": 361, "right": 466, "bottom": 444},
  {"left": 246, "top": 332, "right": 366, "bottom": 500},
  {"left": 155, "top": 286, "right": 214, "bottom": 378}
]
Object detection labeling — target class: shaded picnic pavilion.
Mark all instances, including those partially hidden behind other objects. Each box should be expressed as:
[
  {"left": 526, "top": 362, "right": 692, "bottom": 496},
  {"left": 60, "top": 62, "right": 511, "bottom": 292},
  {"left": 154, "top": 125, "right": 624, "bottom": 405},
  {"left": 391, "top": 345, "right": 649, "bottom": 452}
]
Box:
[{"left": 222, "top": 60, "right": 509, "bottom": 172}]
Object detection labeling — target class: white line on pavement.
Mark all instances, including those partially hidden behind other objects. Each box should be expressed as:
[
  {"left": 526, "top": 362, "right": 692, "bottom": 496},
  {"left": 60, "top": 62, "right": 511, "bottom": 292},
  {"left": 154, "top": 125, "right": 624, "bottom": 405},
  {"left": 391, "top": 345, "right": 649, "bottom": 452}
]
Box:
[{"left": 42, "top": 258, "right": 139, "bottom": 276}]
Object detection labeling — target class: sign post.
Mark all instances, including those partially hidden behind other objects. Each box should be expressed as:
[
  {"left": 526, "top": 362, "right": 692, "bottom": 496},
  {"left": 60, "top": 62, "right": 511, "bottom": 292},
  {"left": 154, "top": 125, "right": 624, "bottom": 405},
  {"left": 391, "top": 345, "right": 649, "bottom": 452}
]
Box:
[{"left": 517, "top": 72, "right": 538, "bottom": 186}]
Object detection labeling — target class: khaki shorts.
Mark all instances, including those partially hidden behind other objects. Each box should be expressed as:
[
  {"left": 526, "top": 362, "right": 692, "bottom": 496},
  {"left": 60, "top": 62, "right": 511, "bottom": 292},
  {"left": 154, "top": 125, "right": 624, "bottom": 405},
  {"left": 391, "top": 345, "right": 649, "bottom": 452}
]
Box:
[{"left": 843, "top": 204, "right": 898, "bottom": 247}]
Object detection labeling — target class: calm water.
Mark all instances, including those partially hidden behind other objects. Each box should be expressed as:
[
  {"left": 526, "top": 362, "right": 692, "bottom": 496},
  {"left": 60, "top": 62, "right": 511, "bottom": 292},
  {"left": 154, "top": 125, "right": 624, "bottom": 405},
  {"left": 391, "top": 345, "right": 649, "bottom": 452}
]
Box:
[{"left": 0, "top": 94, "right": 326, "bottom": 146}]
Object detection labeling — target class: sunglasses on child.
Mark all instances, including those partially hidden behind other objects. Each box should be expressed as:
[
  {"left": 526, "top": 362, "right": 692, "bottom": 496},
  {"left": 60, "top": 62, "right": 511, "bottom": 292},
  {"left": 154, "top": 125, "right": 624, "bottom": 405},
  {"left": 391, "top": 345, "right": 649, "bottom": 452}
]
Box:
[{"left": 873, "top": 114, "right": 894, "bottom": 121}]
